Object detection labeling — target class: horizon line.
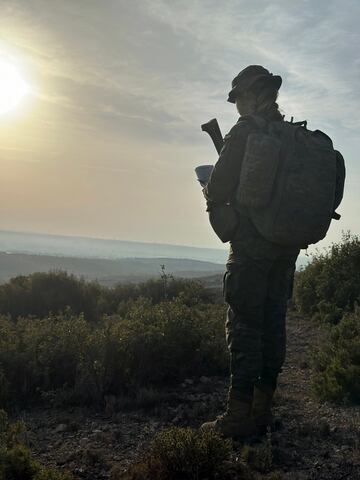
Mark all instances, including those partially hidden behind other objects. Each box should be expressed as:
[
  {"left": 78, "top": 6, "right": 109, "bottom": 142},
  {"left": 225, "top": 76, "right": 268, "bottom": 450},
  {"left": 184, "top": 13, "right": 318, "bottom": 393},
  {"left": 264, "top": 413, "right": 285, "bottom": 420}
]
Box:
[{"left": 0, "top": 228, "right": 227, "bottom": 252}]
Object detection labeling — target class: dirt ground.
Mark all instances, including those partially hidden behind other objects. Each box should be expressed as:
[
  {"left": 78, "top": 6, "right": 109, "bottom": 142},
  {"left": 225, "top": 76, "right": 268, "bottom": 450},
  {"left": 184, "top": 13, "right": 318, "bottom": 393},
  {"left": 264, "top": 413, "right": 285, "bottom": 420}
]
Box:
[{"left": 15, "top": 312, "right": 360, "bottom": 479}]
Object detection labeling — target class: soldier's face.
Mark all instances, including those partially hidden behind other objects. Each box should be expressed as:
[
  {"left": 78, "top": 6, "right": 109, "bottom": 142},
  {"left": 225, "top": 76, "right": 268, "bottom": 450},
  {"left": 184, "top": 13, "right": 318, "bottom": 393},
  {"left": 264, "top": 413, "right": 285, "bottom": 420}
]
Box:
[
  {"left": 235, "top": 95, "right": 249, "bottom": 115},
  {"left": 235, "top": 96, "right": 243, "bottom": 115},
  {"left": 235, "top": 92, "right": 256, "bottom": 116}
]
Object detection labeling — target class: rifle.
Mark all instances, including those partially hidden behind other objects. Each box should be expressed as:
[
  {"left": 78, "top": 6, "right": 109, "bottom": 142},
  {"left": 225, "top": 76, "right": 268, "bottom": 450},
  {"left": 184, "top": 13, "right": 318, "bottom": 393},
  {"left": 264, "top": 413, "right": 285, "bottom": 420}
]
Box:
[{"left": 201, "top": 118, "right": 224, "bottom": 154}]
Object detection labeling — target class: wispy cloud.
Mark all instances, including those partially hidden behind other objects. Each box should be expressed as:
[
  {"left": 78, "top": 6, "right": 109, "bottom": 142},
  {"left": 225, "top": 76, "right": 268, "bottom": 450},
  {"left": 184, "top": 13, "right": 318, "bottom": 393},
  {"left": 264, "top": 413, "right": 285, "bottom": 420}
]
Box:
[
  {"left": 144, "top": 0, "right": 360, "bottom": 133},
  {"left": 0, "top": 0, "right": 358, "bottom": 246}
]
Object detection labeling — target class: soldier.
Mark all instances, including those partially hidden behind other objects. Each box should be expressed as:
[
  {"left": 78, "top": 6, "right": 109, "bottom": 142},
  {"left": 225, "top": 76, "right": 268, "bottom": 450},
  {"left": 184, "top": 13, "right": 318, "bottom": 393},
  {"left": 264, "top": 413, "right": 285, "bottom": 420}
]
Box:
[{"left": 201, "top": 65, "right": 300, "bottom": 438}]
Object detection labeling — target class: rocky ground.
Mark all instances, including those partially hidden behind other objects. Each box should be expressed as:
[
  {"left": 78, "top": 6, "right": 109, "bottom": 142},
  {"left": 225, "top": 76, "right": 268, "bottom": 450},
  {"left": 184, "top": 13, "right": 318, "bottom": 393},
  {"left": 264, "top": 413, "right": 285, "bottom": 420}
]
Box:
[{"left": 14, "top": 312, "right": 360, "bottom": 479}]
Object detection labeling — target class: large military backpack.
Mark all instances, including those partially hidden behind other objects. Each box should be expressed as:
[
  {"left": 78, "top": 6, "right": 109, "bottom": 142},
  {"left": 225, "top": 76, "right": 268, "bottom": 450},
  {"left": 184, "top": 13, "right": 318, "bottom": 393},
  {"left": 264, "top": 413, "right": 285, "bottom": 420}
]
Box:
[{"left": 235, "top": 116, "right": 345, "bottom": 248}]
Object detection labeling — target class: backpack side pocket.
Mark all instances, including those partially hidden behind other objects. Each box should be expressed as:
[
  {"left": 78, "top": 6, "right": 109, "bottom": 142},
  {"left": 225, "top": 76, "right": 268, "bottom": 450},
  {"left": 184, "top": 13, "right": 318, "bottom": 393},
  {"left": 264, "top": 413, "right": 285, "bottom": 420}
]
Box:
[{"left": 236, "top": 132, "right": 281, "bottom": 208}]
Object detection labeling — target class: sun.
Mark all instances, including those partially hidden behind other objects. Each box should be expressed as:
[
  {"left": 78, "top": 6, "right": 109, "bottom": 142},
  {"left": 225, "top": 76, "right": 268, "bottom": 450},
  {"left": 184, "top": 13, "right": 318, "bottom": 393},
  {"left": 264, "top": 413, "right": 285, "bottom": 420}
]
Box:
[{"left": 0, "top": 58, "right": 30, "bottom": 114}]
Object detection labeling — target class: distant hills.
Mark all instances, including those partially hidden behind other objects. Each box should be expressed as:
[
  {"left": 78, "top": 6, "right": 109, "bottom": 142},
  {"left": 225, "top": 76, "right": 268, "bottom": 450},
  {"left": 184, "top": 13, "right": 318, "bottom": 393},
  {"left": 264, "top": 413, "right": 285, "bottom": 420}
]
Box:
[
  {"left": 0, "top": 252, "right": 224, "bottom": 286},
  {"left": 0, "top": 230, "right": 308, "bottom": 285},
  {"left": 0, "top": 230, "right": 228, "bottom": 264}
]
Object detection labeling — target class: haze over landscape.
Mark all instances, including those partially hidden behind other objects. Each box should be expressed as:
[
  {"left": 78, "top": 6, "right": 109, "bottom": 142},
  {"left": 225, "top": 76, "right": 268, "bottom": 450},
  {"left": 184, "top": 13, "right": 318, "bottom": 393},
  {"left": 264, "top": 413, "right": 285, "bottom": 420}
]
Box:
[
  {"left": 0, "top": 0, "right": 358, "bottom": 253},
  {"left": 0, "top": 3, "right": 359, "bottom": 480},
  {"left": 0, "top": 229, "right": 309, "bottom": 284}
]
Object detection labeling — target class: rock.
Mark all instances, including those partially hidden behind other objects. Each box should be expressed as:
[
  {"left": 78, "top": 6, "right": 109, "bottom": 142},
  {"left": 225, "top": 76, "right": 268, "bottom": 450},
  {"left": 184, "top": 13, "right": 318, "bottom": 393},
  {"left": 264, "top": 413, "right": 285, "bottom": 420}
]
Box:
[
  {"left": 79, "top": 437, "right": 90, "bottom": 447},
  {"left": 54, "top": 424, "right": 68, "bottom": 433},
  {"left": 199, "top": 376, "right": 211, "bottom": 384},
  {"left": 73, "top": 467, "right": 86, "bottom": 477},
  {"left": 92, "top": 430, "right": 108, "bottom": 442}
]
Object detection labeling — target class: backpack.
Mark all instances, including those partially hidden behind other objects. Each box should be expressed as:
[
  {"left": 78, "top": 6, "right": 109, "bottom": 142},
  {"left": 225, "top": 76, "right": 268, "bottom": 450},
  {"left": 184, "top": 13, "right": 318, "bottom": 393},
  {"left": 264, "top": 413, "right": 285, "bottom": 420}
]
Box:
[{"left": 235, "top": 116, "right": 346, "bottom": 249}]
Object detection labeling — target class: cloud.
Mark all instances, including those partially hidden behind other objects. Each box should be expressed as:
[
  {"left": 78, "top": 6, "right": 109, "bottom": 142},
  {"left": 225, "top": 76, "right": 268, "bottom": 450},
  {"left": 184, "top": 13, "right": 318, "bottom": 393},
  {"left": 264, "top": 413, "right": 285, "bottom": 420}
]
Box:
[
  {"left": 143, "top": 0, "right": 360, "bottom": 134},
  {"left": 3, "top": 0, "right": 359, "bottom": 138},
  {"left": 0, "top": 0, "right": 358, "bottom": 247}
]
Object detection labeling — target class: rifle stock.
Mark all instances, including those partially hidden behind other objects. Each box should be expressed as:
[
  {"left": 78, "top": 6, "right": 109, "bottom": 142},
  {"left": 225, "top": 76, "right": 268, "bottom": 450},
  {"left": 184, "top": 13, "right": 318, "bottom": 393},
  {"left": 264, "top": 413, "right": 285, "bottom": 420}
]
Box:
[{"left": 201, "top": 118, "right": 224, "bottom": 154}]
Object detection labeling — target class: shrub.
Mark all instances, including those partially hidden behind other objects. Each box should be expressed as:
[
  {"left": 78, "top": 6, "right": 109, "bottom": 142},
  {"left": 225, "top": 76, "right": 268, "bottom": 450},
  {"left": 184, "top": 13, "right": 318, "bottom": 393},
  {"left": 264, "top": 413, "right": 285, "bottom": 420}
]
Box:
[
  {"left": 120, "top": 427, "right": 232, "bottom": 480},
  {"left": 0, "top": 311, "right": 89, "bottom": 405},
  {"left": 294, "top": 233, "right": 360, "bottom": 323},
  {"left": 311, "top": 308, "right": 360, "bottom": 403},
  {"left": 107, "top": 277, "right": 214, "bottom": 309},
  {"left": 0, "top": 271, "right": 102, "bottom": 321},
  {"left": 0, "top": 409, "right": 73, "bottom": 480},
  {"left": 241, "top": 434, "right": 273, "bottom": 474},
  {"left": 105, "top": 298, "right": 228, "bottom": 389},
  {"left": 0, "top": 297, "right": 228, "bottom": 407},
  {"left": 0, "top": 272, "right": 215, "bottom": 322},
  {"left": 78, "top": 298, "right": 227, "bottom": 402}
]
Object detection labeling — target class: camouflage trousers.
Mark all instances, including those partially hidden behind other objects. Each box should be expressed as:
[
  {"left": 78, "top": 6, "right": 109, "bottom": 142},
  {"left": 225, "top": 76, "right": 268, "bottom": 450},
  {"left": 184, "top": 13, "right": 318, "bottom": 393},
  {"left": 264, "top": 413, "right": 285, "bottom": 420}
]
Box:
[{"left": 223, "top": 250, "right": 298, "bottom": 395}]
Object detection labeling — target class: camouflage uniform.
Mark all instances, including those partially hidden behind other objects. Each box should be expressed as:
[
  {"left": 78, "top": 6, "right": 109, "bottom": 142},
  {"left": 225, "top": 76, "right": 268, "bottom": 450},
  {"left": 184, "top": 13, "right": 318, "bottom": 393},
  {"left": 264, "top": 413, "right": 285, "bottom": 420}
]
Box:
[{"left": 203, "top": 114, "right": 300, "bottom": 396}]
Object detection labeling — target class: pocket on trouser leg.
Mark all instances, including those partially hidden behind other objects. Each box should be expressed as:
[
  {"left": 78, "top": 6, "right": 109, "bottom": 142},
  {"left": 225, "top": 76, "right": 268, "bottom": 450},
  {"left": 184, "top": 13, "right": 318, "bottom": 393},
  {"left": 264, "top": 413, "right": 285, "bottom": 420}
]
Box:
[
  {"left": 268, "top": 257, "right": 297, "bottom": 303},
  {"left": 223, "top": 263, "right": 267, "bottom": 313},
  {"left": 223, "top": 268, "right": 242, "bottom": 306}
]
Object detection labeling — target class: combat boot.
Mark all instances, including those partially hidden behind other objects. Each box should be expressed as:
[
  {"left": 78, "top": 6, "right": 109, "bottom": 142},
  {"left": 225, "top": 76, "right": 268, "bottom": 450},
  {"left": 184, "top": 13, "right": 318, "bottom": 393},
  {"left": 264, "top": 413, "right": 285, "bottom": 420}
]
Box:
[
  {"left": 200, "top": 389, "right": 256, "bottom": 439},
  {"left": 251, "top": 384, "right": 275, "bottom": 434}
]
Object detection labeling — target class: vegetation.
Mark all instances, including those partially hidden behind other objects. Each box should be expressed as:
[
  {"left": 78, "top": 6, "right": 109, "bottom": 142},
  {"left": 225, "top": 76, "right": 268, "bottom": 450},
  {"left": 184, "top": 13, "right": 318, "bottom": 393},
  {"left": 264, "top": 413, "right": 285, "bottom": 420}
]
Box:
[
  {"left": 0, "top": 410, "right": 73, "bottom": 480},
  {"left": 0, "top": 292, "right": 227, "bottom": 408},
  {"left": 118, "top": 427, "right": 236, "bottom": 480},
  {"left": 0, "top": 270, "right": 225, "bottom": 407},
  {"left": 311, "top": 308, "right": 360, "bottom": 403},
  {"left": 294, "top": 233, "right": 360, "bottom": 404},
  {"left": 294, "top": 232, "right": 360, "bottom": 324},
  {"left": 0, "top": 271, "right": 214, "bottom": 322},
  {"left": 2, "top": 232, "right": 359, "bottom": 413}
]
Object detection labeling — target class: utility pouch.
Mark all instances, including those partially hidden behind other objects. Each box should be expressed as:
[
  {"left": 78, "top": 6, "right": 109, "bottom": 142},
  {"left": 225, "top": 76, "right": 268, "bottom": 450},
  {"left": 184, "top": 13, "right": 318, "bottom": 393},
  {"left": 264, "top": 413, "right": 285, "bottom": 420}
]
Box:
[
  {"left": 207, "top": 202, "right": 239, "bottom": 243},
  {"left": 236, "top": 132, "right": 281, "bottom": 208}
]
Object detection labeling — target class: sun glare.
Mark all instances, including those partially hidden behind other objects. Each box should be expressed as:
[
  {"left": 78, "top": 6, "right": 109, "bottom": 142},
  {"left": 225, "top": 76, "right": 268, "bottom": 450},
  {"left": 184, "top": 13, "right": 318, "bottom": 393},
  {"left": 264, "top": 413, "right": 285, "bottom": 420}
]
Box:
[{"left": 0, "top": 58, "right": 30, "bottom": 114}]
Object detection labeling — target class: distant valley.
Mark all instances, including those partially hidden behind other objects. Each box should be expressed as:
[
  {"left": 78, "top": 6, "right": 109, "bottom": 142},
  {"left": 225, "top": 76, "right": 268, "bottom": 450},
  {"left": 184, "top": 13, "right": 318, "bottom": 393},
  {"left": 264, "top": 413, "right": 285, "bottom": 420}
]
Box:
[
  {"left": 0, "top": 230, "right": 308, "bottom": 286},
  {"left": 0, "top": 252, "right": 225, "bottom": 286}
]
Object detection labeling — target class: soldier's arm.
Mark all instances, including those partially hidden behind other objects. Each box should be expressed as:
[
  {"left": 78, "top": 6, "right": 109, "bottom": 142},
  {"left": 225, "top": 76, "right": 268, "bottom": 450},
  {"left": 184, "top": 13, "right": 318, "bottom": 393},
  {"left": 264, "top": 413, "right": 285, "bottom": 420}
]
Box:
[{"left": 202, "top": 121, "right": 250, "bottom": 206}]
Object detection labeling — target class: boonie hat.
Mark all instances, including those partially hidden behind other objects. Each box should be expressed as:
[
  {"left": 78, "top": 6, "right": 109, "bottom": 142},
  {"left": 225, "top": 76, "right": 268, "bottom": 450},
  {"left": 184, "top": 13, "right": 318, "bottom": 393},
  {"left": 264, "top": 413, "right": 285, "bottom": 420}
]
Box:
[{"left": 227, "top": 65, "right": 282, "bottom": 103}]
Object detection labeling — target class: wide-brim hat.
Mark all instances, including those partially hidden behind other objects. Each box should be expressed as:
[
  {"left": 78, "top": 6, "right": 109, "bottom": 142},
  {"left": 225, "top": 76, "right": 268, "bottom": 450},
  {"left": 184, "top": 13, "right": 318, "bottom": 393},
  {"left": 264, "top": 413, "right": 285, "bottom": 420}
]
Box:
[{"left": 227, "top": 65, "right": 282, "bottom": 103}]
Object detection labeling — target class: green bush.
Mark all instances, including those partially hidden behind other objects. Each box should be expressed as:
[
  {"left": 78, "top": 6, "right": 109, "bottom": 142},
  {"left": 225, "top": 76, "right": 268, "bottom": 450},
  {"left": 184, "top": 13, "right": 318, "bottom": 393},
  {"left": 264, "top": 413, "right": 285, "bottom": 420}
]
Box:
[
  {"left": 311, "top": 308, "right": 360, "bottom": 403},
  {"left": 0, "top": 272, "right": 214, "bottom": 322},
  {"left": 104, "top": 277, "right": 214, "bottom": 312},
  {"left": 294, "top": 233, "right": 360, "bottom": 323},
  {"left": 0, "top": 271, "right": 102, "bottom": 321},
  {"left": 0, "top": 311, "right": 89, "bottom": 405},
  {"left": 0, "top": 297, "right": 228, "bottom": 407},
  {"left": 0, "top": 410, "right": 73, "bottom": 480},
  {"left": 120, "top": 427, "right": 232, "bottom": 480}
]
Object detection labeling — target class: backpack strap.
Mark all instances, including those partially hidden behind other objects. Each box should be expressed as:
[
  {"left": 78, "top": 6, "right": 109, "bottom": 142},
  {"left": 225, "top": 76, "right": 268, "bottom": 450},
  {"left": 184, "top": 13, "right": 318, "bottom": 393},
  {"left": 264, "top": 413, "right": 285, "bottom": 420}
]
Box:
[{"left": 290, "top": 119, "right": 308, "bottom": 128}]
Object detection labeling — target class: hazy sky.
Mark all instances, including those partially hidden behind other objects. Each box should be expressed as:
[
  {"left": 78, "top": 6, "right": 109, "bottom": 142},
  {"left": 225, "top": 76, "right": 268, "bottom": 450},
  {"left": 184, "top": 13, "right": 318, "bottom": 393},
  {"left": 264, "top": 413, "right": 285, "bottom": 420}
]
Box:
[{"left": 0, "top": 0, "right": 359, "bottom": 250}]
